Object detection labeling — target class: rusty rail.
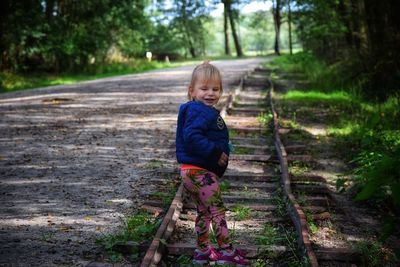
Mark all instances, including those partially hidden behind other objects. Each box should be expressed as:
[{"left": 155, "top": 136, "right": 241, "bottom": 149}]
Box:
[{"left": 269, "top": 80, "right": 319, "bottom": 267}]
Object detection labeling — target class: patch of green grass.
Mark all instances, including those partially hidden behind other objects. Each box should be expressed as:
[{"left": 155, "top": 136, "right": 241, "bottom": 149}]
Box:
[
  {"left": 220, "top": 180, "right": 231, "bottom": 192},
  {"left": 40, "top": 232, "right": 55, "bottom": 242},
  {"left": 229, "top": 129, "right": 238, "bottom": 139},
  {"left": 256, "top": 224, "right": 310, "bottom": 266},
  {"left": 231, "top": 205, "right": 251, "bottom": 221},
  {"left": 272, "top": 188, "right": 287, "bottom": 217},
  {"left": 288, "top": 161, "right": 310, "bottom": 176},
  {"left": 145, "top": 159, "right": 164, "bottom": 169},
  {"left": 327, "top": 122, "right": 360, "bottom": 136},
  {"left": 295, "top": 192, "right": 318, "bottom": 235},
  {"left": 282, "top": 90, "right": 352, "bottom": 104},
  {"left": 257, "top": 112, "right": 273, "bottom": 125},
  {"left": 96, "top": 211, "right": 161, "bottom": 263},
  {"left": 256, "top": 223, "right": 282, "bottom": 246},
  {"left": 352, "top": 240, "right": 399, "bottom": 267},
  {"left": 233, "top": 146, "right": 254, "bottom": 155},
  {"left": 150, "top": 191, "right": 174, "bottom": 206},
  {"left": 176, "top": 255, "right": 192, "bottom": 265}
]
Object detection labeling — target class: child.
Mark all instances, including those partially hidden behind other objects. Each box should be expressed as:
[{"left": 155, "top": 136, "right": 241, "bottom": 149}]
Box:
[{"left": 176, "top": 61, "right": 249, "bottom": 266}]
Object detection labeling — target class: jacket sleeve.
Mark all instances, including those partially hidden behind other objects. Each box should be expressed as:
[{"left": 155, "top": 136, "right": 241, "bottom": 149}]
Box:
[{"left": 182, "top": 107, "right": 223, "bottom": 161}]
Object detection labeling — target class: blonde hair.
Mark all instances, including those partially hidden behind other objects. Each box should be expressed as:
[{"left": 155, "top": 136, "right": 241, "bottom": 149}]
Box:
[{"left": 188, "top": 61, "right": 223, "bottom": 101}]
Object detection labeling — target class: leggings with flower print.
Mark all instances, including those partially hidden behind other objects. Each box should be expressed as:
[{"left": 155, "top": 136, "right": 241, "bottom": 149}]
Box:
[{"left": 180, "top": 168, "right": 231, "bottom": 250}]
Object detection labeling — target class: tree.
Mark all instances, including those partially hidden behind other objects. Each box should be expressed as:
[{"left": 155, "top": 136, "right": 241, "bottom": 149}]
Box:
[
  {"left": 223, "top": 3, "right": 230, "bottom": 55},
  {"left": 166, "top": 0, "right": 211, "bottom": 58},
  {"left": 242, "top": 11, "right": 274, "bottom": 55},
  {"left": 272, "top": 0, "right": 282, "bottom": 55},
  {"left": 222, "top": 0, "right": 243, "bottom": 57},
  {"left": 1, "top": 0, "right": 151, "bottom": 72},
  {"left": 292, "top": 0, "right": 400, "bottom": 99},
  {"left": 287, "top": 0, "right": 293, "bottom": 55}
]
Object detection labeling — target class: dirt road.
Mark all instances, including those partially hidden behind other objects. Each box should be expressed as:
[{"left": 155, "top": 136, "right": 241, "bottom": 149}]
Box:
[{"left": 0, "top": 58, "right": 268, "bottom": 266}]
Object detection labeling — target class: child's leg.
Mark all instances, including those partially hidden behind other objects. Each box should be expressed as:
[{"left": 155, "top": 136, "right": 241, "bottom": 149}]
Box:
[{"left": 181, "top": 169, "right": 231, "bottom": 249}]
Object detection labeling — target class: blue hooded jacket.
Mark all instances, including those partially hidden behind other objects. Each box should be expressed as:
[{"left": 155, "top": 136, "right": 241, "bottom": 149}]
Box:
[{"left": 176, "top": 101, "right": 230, "bottom": 177}]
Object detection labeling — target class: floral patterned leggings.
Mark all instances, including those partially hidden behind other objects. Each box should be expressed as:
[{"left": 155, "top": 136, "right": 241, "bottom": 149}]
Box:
[{"left": 180, "top": 168, "right": 231, "bottom": 250}]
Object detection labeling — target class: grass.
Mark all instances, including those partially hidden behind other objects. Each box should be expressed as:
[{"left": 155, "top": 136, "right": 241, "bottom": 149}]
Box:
[
  {"left": 96, "top": 211, "right": 161, "bottom": 263},
  {"left": 233, "top": 146, "right": 254, "bottom": 154},
  {"left": 266, "top": 51, "right": 400, "bottom": 258},
  {"left": 352, "top": 240, "right": 399, "bottom": 267},
  {"left": 219, "top": 180, "right": 231, "bottom": 192},
  {"left": 281, "top": 90, "right": 352, "bottom": 104},
  {"left": 288, "top": 161, "right": 310, "bottom": 176},
  {"left": 272, "top": 188, "right": 287, "bottom": 218},
  {"left": 256, "top": 223, "right": 310, "bottom": 266},
  {"left": 256, "top": 223, "right": 282, "bottom": 246},
  {"left": 257, "top": 112, "right": 273, "bottom": 126},
  {"left": 231, "top": 205, "right": 251, "bottom": 221},
  {"left": 150, "top": 191, "right": 174, "bottom": 207},
  {"left": 145, "top": 159, "right": 164, "bottom": 169}
]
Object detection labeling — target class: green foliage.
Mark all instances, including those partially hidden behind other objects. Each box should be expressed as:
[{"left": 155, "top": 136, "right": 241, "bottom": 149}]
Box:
[
  {"left": 176, "top": 255, "right": 192, "bottom": 265},
  {"left": 352, "top": 138, "right": 400, "bottom": 205},
  {"left": 282, "top": 90, "right": 352, "bottom": 104},
  {"left": 288, "top": 160, "right": 310, "bottom": 176},
  {"left": 219, "top": 180, "right": 231, "bottom": 192},
  {"left": 97, "top": 211, "right": 161, "bottom": 262},
  {"left": 268, "top": 53, "right": 400, "bottom": 242},
  {"left": 295, "top": 192, "right": 318, "bottom": 235},
  {"left": 272, "top": 188, "right": 287, "bottom": 218},
  {"left": 150, "top": 191, "right": 174, "bottom": 207},
  {"left": 233, "top": 146, "right": 253, "bottom": 155},
  {"left": 145, "top": 159, "right": 164, "bottom": 169},
  {"left": 352, "top": 240, "right": 399, "bottom": 267},
  {"left": 231, "top": 205, "right": 251, "bottom": 221},
  {"left": 257, "top": 112, "right": 273, "bottom": 126},
  {"left": 256, "top": 223, "right": 282, "bottom": 246},
  {"left": 1, "top": 0, "right": 152, "bottom": 72}
]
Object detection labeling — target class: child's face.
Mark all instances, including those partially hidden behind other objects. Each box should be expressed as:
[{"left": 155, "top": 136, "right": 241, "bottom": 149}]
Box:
[{"left": 189, "top": 78, "right": 222, "bottom": 107}]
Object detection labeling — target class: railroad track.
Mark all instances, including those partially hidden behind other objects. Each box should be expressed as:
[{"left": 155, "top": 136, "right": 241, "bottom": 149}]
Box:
[{"left": 136, "top": 67, "right": 360, "bottom": 266}]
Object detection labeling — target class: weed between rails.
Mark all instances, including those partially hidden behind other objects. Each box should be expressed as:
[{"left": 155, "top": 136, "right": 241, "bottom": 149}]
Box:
[
  {"left": 288, "top": 160, "right": 310, "bottom": 176},
  {"left": 234, "top": 146, "right": 254, "bottom": 155},
  {"left": 231, "top": 205, "right": 251, "bottom": 221},
  {"left": 96, "top": 212, "right": 161, "bottom": 263},
  {"left": 296, "top": 192, "right": 318, "bottom": 235},
  {"left": 257, "top": 112, "right": 273, "bottom": 126}
]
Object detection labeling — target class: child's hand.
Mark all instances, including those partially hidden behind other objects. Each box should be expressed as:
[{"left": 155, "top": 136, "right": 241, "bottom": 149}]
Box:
[{"left": 218, "top": 152, "right": 229, "bottom": 166}]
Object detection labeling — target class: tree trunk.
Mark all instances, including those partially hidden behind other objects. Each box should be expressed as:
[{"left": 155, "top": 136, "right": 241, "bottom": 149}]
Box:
[
  {"left": 181, "top": 1, "right": 196, "bottom": 58},
  {"left": 224, "top": 0, "right": 243, "bottom": 57},
  {"left": 223, "top": 4, "right": 230, "bottom": 55},
  {"left": 272, "top": 0, "right": 281, "bottom": 55},
  {"left": 45, "top": 0, "right": 55, "bottom": 21},
  {"left": 287, "top": 0, "right": 293, "bottom": 55}
]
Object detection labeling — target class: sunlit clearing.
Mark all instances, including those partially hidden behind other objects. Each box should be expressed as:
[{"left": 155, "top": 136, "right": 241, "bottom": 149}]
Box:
[
  {"left": 283, "top": 90, "right": 351, "bottom": 103},
  {"left": 327, "top": 123, "right": 360, "bottom": 136}
]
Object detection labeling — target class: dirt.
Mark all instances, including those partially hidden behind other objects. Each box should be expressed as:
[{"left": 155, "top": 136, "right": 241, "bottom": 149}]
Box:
[{"left": 0, "top": 58, "right": 268, "bottom": 267}]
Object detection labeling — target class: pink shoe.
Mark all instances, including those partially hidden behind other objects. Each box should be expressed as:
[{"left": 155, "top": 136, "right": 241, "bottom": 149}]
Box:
[
  {"left": 193, "top": 247, "right": 220, "bottom": 265},
  {"left": 217, "top": 248, "right": 250, "bottom": 266}
]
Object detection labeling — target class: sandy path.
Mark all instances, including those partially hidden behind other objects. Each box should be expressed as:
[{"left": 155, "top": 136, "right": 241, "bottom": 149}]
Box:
[{"left": 0, "top": 58, "right": 267, "bottom": 266}]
